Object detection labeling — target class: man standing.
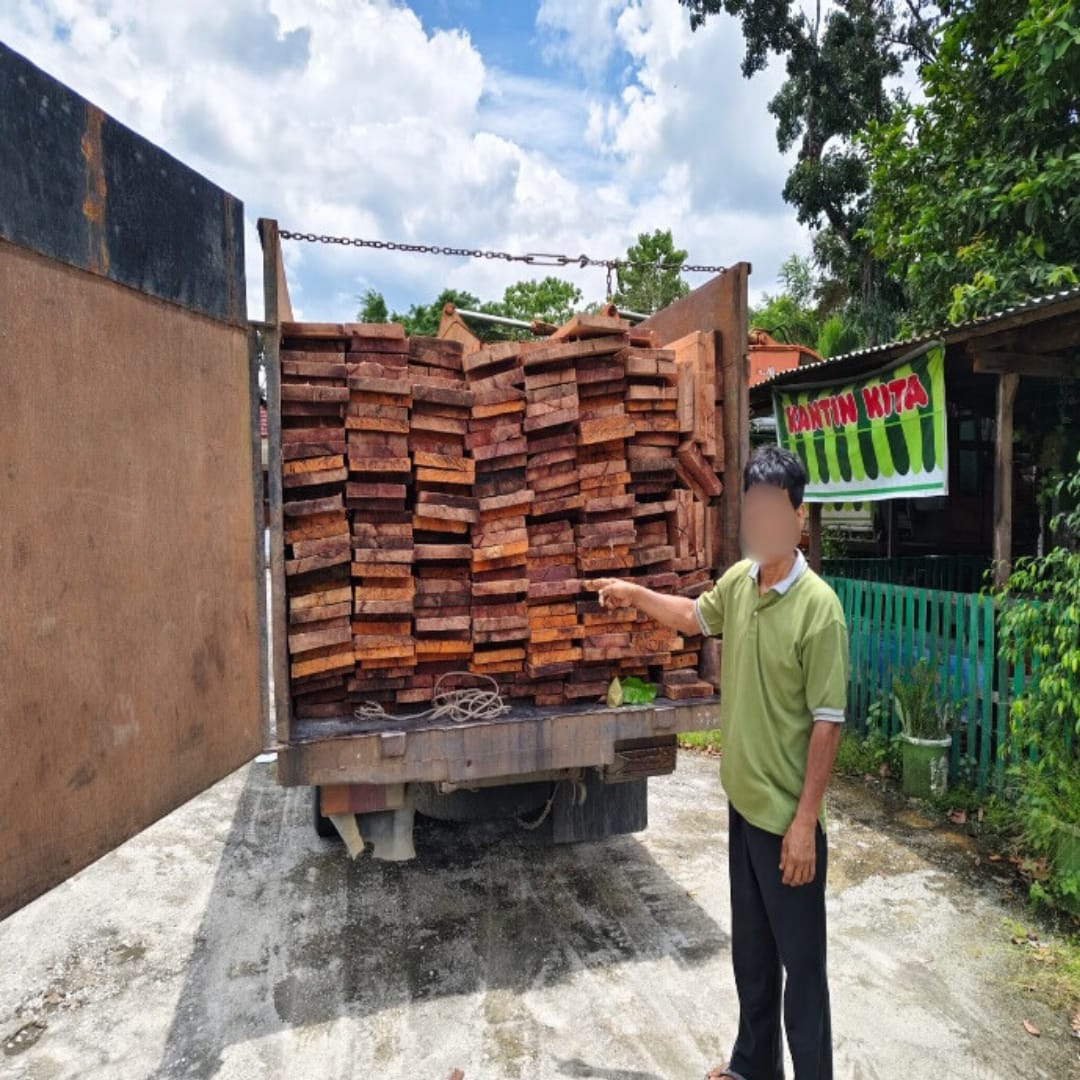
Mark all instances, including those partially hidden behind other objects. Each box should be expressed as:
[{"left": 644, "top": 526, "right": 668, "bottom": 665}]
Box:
[{"left": 592, "top": 445, "right": 848, "bottom": 1080}]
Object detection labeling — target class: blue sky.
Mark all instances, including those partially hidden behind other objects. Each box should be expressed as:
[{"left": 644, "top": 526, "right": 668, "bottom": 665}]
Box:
[{"left": 0, "top": 0, "right": 812, "bottom": 320}]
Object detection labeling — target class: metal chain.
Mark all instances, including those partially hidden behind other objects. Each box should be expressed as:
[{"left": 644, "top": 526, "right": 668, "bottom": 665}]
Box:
[{"left": 277, "top": 228, "right": 725, "bottom": 276}]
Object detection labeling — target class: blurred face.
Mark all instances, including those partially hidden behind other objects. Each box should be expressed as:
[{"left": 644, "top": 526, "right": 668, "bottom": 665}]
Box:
[{"left": 740, "top": 484, "right": 804, "bottom": 564}]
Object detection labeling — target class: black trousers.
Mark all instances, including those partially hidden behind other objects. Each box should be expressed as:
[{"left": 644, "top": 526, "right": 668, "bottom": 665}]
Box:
[{"left": 727, "top": 803, "right": 832, "bottom": 1080}]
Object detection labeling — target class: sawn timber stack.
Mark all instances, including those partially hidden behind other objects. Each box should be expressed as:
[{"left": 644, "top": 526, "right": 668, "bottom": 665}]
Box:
[{"left": 276, "top": 314, "right": 723, "bottom": 716}]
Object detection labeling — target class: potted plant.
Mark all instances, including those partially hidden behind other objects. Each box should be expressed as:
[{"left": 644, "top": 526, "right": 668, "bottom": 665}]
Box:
[{"left": 893, "top": 659, "right": 952, "bottom": 799}]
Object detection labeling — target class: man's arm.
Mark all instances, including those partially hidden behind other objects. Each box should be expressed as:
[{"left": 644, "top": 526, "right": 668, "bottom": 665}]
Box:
[
  {"left": 590, "top": 578, "right": 701, "bottom": 638},
  {"left": 780, "top": 720, "right": 843, "bottom": 886},
  {"left": 781, "top": 612, "right": 849, "bottom": 886}
]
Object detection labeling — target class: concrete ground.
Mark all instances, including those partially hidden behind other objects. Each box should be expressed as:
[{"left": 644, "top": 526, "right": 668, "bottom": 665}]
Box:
[{"left": 2, "top": 753, "right": 1077, "bottom": 1079}]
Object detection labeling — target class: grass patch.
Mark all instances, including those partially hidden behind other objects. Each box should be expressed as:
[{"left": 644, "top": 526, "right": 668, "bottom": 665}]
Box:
[
  {"left": 833, "top": 728, "right": 900, "bottom": 779},
  {"left": 679, "top": 729, "right": 722, "bottom": 753},
  {"left": 1003, "top": 918, "right": 1080, "bottom": 1017},
  {"left": 926, "top": 786, "right": 1021, "bottom": 837}
]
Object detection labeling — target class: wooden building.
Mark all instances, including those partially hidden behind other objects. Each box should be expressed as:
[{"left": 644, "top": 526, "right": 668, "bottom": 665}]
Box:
[
  {"left": 750, "top": 287, "right": 1080, "bottom": 587},
  {"left": 749, "top": 288, "right": 1080, "bottom": 793}
]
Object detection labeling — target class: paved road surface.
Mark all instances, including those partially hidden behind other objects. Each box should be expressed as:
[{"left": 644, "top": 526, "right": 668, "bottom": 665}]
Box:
[{"left": 1, "top": 753, "right": 1076, "bottom": 1078}]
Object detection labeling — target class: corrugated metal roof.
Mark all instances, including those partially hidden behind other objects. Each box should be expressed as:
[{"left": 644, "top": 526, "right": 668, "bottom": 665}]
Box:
[{"left": 753, "top": 285, "right": 1080, "bottom": 391}]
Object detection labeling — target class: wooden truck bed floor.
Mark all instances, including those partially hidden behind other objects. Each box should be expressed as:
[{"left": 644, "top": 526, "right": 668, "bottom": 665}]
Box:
[{"left": 277, "top": 695, "right": 719, "bottom": 787}]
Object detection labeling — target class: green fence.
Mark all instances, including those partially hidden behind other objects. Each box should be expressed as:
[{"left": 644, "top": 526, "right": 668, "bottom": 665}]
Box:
[
  {"left": 823, "top": 556, "right": 991, "bottom": 594},
  {"left": 826, "top": 577, "right": 1028, "bottom": 794}
]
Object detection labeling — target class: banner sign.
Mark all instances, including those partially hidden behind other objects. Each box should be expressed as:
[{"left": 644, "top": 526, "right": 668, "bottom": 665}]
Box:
[{"left": 772, "top": 344, "right": 948, "bottom": 502}]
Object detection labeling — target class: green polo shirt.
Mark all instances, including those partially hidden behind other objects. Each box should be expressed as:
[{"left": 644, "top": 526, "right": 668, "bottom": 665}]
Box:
[{"left": 694, "top": 552, "right": 848, "bottom": 836}]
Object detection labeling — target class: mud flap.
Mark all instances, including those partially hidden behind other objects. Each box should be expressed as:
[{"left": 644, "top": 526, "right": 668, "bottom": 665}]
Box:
[{"left": 551, "top": 771, "right": 648, "bottom": 844}]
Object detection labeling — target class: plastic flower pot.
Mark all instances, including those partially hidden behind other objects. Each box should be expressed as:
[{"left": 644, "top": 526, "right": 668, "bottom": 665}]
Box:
[{"left": 900, "top": 733, "right": 952, "bottom": 799}]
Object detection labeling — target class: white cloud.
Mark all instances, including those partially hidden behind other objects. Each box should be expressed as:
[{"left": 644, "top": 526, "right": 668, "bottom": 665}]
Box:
[
  {"left": 535, "top": 0, "right": 624, "bottom": 81},
  {"left": 1, "top": 0, "right": 809, "bottom": 318}
]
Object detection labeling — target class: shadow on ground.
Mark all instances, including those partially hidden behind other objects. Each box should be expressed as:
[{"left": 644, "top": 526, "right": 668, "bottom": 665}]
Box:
[{"left": 153, "top": 764, "right": 728, "bottom": 1078}]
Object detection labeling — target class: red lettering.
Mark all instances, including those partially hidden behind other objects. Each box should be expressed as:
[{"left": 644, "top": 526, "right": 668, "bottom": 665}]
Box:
[
  {"left": 862, "top": 384, "right": 887, "bottom": 419},
  {"left": 888, "top": 378, "right": 908, "bottom": 414},
  {"left": 798, "top": 405, "right": 811, "bottom": 432},
  {"left": 786, "top": 405, "right": 801, "bottom": 433},
  {"left": 838, "top": 392, "right": 858, "bottom": 425},
  {"left": 904, "top": 373, "right": 929, "bottom": 410}
]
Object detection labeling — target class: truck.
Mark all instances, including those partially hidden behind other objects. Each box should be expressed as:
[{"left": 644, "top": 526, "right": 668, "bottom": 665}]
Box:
[{"left": 1, "top": 42, "right": 751, "bottom": 918}]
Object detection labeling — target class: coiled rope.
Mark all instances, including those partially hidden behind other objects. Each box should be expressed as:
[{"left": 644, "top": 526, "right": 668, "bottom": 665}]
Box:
[{"left": 352, "top": 671, "right": 511, "bottom": 725}]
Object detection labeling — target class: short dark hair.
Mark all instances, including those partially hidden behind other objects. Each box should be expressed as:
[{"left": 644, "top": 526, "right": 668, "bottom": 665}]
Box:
[{"left": 743, "top": 445, "right": 808, "bottom": 509}]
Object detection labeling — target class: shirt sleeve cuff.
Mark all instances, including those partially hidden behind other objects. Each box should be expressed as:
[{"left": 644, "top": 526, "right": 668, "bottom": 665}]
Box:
[
  {"left": 693, "top": 595, "right": 711, "bottom": 636},
  {"left": 813, "top": 707, "right": 846, "bottom": 723}
]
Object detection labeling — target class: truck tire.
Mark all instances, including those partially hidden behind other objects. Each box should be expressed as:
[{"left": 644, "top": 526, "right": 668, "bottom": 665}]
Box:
[
  {"left": 312, "top": 787, "right": 340, "bottom": 840},
  {"left": 414, "top": 781, "right": 552, "bottom": 823}
]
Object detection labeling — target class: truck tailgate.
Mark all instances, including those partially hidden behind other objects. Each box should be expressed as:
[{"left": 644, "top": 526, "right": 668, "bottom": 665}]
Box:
[{"left": 277, "top": 696, "right": 719, "bottom": 786}]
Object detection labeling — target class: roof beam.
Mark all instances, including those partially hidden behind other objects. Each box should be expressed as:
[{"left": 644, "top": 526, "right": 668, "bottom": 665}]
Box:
[
  {"left": 969, "top": 348, "right": 1080, "bottom": 377},
  {"left": 971, "top": 318, "right": 1080, "bottom": 355}
]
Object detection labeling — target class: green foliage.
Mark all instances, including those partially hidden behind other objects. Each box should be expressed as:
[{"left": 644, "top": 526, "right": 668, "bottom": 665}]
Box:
[
  {"left": 820, "top": 525, "right": 848, "bottom": 560},
  {"left": 679, "top": 728, "right": 723, "bottom": 752},
  {"left": 997, "top": 452, "right": 1080, "bottom": 909},
  {"left": 612, "top": 229, "right": 690, "bottom": 314},
  {"left": 750, "top": 254, "right": 864, "bottom": 357},
  {"left": 358, "top": 288, "right": 389, "bottom": 323},
  {"left": 687, "top": 0, "right": 1080, "bottom": 335},
  {"left": 358, "top": 277, "right": 583, "bottom": 342},
  {"left": 815, "top": 313, "right": 862, "bottom": 359},
  {"left": 680, "top": 0, "right": 939, "bottom": 339},
  {"left": 835, "top": 728, "right": 890, "bottom": 777},
  {"left": 751, "top": 255, "right": 823, "bottom": 348},
  {"left": 499, "top": 277, "right": 582, "bottom": 325},
  {"left": 618, "top": 676, "right": 658, "bottom": 705},
  {"left": 861, "top": 0, "right": 1080, "bottom": 328},
  {"left": 893, "top": 659, "right": 950, "bottom": 740},
  {"left": 358, "top": 286, "right": 485, "bottom": 337},
  {"left": 834, "top": 699, "right": 902, "bottom": 778}
]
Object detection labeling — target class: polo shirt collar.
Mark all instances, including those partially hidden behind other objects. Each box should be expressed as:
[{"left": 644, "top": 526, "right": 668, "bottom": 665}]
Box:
[{"left": 747, "top": 549, "right": 807, "bottom": 595}]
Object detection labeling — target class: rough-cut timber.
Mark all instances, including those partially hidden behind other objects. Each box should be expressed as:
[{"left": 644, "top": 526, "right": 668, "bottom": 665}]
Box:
[{"left": 276, "top": 312, "right": 722, "bottom": 716}]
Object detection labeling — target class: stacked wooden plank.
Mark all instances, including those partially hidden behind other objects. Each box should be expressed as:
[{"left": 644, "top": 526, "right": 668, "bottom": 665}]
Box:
[
  {"left": 469, "top": 489, "right": 532, "bottom": 677},
  {"left": 518, "top": 331, "right": 590, "bottom": 691},
  {"left": 279, "top": 326, "right": 354, "bottom": 719},
  {"left": 626, "top": 341, "right": 681, "bottom": 498},
  {"left": 344, "top": 325, "right": 415, "bottom": 708},
  {"left": 408, "top": 339, "right": 475, "bottom": 694},
  {"left": 278, "top": 313, "right": 723, "bottom": 718},
  {"left": 461, "top": 343, "right": 530, "bottom": 678}
]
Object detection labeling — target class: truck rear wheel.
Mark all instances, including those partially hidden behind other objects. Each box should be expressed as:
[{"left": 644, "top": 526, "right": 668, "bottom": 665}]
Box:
[{"left": 414, "top": 781, "right": 552, "bottom": 823}]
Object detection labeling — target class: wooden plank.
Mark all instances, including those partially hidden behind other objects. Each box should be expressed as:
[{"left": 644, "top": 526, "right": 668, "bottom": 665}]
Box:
[
  {"left": 578, "top": 416, "right": 636, "bottom": 445},
  {"left": 548, "top": 315, "right": 629, "bottom": 342},
  {"left": 281, "top": 359, "right": 348, "bottom": 378},
  {"left": 282, "top": 321, "right": 405, "bottom": 340},
  {"left": 283, "top": 493, "right": 343, "bottom": 517},
  {"left": 283, "top": 466, "right": 348, "bottom": 489},
  {"left": 524, "top": 335, "right": 628, "bottom": 368},
  {"left": 280, "top": 385, "right": 350, "bottom": 403}
]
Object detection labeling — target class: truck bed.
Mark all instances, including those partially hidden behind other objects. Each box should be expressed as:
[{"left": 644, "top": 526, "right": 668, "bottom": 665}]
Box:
[{"left": 276, "top": 695, "right": 719, "bottom": 787}]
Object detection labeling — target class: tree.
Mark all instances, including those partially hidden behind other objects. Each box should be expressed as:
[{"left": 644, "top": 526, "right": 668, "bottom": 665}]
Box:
[
  {"left": 861, "top": 0, "right": 1080, "bottom": 328},
  {"left": 679, "top": 0, "right": 941, "bottom": 341},
  {"left": 750, "top": 254, "right": 863, "bottom": 357},
  {"left": 499, "top": 277, "right": 582, "bottom": 325},
  {"left": 612, "top": 230, "right": 690, "bottom": 314},
  {"left": 357, "top": 277, "right": 585, "bottom": 340},
  {"left": 358, "top": 288, "right": 389, "bottom": 323}
]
